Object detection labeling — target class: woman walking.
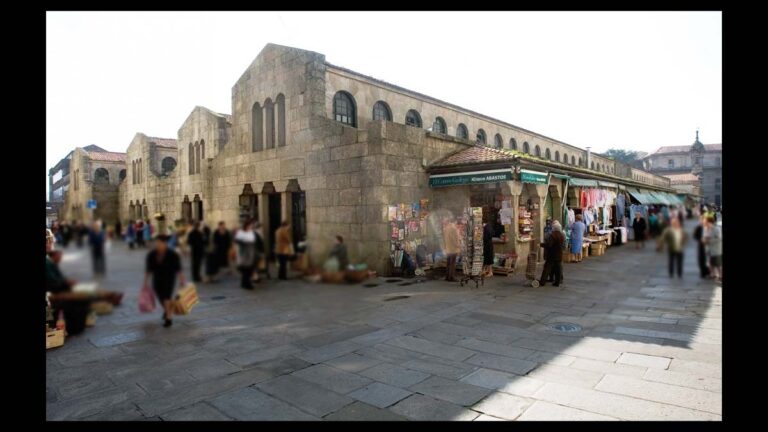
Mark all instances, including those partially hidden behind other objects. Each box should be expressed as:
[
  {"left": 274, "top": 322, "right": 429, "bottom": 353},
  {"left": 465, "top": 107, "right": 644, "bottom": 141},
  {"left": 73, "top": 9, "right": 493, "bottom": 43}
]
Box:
[
  {"left": 657, "top": 217, "right": 688, "bottom": 278},
  {"left": 235, "top": 220, "right": 257, "bottom": 289},
  {"left": 144, "top": 235, "right": 185, "bottom": 327},
  {"left": 570, "top": 214, "right": 586, "bottom": 262},
  {"left": 632, "top": 212, "right": 647, "bottom": 249}
]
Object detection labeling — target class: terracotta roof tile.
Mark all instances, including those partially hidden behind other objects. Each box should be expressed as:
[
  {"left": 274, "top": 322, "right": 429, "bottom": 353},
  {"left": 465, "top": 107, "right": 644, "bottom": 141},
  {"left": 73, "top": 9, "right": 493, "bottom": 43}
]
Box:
[{"left": 87, "top": 151, "right": 126, "bottom": 162}]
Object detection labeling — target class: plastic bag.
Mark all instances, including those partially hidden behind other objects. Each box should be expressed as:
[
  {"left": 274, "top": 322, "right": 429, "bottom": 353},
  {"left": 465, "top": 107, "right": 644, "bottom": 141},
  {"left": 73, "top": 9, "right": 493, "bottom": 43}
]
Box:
[
  {"left": 138, "top": 283, "right": 156, "bottom": 313},
  {"left": 323, "top": 257, "right": 340, "bottom": 272}
]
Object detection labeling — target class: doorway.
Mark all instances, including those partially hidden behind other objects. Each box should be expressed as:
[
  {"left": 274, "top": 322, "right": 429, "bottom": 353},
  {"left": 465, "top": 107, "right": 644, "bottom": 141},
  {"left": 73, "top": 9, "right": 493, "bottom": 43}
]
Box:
[
  {"left": 268, "top": 192, "right": 281, "bottom": 261},
  {"left": 291, "top": 191, "right": 307, "bottom": 250}
]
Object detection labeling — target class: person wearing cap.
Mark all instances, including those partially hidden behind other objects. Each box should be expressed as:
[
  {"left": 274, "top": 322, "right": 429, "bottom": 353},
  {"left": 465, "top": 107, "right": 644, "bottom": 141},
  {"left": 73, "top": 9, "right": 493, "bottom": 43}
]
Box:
[{"left": 143, "top": 234, "right": 186, "bottom": 327}]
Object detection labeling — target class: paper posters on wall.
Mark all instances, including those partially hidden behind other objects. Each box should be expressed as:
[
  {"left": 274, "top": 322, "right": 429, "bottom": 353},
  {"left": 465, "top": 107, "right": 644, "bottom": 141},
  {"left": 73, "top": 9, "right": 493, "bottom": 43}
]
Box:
[
  {"left": 500, "top": 208, "right": 513, "bottom": 225},
  {"left": 388, "top": 206, "right": 398, "bottom": 221}
]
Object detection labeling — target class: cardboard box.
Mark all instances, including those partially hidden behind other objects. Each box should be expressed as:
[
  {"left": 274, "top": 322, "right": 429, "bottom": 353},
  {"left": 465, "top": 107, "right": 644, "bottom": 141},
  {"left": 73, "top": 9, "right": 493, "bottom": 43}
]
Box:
[{"left": 46, "top": 329, "right": 64, "bottom": 349}]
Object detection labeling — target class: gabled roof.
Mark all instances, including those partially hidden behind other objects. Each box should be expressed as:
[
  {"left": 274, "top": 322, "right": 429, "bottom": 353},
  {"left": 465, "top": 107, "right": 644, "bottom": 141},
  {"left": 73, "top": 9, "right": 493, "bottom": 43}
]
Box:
[
  {"left": 87, "top": 151, "right": 126, "bottom": 163},
  {"left": 646, "top": 143, "right": 722, "bottom": 157},
  {"left": 83, "top": 144, "right": 107, "bottom": 152}
]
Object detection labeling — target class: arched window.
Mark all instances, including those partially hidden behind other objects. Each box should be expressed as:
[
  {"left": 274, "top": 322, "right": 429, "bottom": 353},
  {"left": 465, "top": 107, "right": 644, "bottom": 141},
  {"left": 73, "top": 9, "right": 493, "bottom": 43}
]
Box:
[
  {"left": 252, "top": 102, "right": 263, "bottom": 152},
  {"left": 591, "top": 161, "right": 595, "bottom": 170},
  {"left": 94, "top": 168, "right": 109, "bottom": 184},
  {"left": 195, "top": 141, "right": 201, "bottom": 174},
  {"left": 372, "top": 101, "right": 392, "bottom": 121},
  {"left": 432, "top": 117, "right": 446, "bottom": 134},
  {"left": 201, "top": 139, "right": 205, "bottom": 160},
  {"left": 132, "top": 161, "right": 136, "bottom": 184},
  {"left": 578, "top": 157, "right": 582, "bottom": 167},
  {"left": 139, "top": 158, "right": 142, "bottom": 183},
  {"left": 264, "top": 98, "right": 275, "bottom": 149},
  {"left": 456, "top": 123, "right": 468, "bottom": 140},
  {"left": 523, "top": 142, "right": 530, "bottom": 154},
  {"left": 494, "top": 134, "right": 503, "bottom": 149},
  {"left": 188, "top": 143, "right": 194, "bottom": 174},
  {"left": 534, "top": 145, "right": 541, "bottom": 157},
  {"left": 510, "top": 138, "right": 517, "bottom": 151},
  {"left": 276, "top": 94, "right": 286, "bottom": 147},
  {"left": 405, "top": 110, "right": 422, "bottom": 128},
  {"left": 476, "top": 129, "right": 487, "bottom": 145},
  {"left": 333, "top": 91, "right": 356, "bottom": 127},
  {"left": 571, "top": 156, "right": 576, "bottom": 165},
  {"left": 119, "top": 169, "right": 126, "bottom": 182},
  {"left": 161, "top": 157, "right": 177, "bottom": 174},
  {"left": 545, "top": 148, "right": 551, "bottom": 160},
  {"left": 562, "top": 153, "right": 567, "bottom": 164},
  {"left": 555, "top": 151, "right": 560, "bottom": 162}
]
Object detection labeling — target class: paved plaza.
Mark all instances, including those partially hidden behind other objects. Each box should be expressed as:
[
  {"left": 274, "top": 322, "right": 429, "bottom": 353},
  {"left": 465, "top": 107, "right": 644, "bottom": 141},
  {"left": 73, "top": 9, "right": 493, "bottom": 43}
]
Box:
[{"left": 46, "top": 228, "right": 722, "bottom": 421}]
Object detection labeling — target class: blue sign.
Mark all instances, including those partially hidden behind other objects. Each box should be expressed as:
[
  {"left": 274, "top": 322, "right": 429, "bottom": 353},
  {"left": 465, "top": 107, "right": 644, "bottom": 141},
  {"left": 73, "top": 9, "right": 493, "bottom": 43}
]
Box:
[{"left": 87, "top": 199, "right": 97, "bottom": 209}]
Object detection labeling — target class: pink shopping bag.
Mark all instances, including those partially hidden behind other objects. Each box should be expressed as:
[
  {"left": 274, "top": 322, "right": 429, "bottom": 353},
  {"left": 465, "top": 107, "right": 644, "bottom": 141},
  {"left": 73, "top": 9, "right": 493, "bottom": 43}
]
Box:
[{"left": 138, "top": 283, "right": 156, "bottom": 313}]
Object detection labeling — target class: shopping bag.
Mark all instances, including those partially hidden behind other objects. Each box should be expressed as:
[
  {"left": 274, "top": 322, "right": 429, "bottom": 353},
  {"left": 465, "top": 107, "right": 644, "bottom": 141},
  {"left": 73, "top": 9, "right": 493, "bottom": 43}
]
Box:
[
  {"left": 138, "top": 283, "right": 156, "bottom": 313},
  {"left": 173, "top": 283, "right": 199, "bottom": 315}
]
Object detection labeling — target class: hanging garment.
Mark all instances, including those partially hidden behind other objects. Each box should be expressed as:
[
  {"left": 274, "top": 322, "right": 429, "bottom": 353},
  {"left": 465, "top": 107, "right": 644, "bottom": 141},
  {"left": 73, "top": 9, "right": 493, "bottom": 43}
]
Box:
[
  {"left": 568, "top": 209, "right": 576, "bottom": 226},
  {"left": 580, "top": 190, "right": 588, "bottom": 208},
  {"left": 616, "top": 194, "right": 625, "bottom": 225}
]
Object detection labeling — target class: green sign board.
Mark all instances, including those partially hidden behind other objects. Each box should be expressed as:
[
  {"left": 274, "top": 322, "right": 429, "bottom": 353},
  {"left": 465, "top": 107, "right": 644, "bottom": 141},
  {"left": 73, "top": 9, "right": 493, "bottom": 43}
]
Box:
[
  {"left": 520, "top": 170, "right": 548, "bottom": 184},
  {"left": 429, "top": 170, "right": 513, "bottom": 187}
]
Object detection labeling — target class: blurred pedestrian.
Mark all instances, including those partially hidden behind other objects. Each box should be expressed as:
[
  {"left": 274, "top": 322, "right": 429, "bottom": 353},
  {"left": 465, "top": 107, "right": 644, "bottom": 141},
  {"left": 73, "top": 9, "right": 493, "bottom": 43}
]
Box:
[
  {"left": 114, "top": 220, "right": 122, "bottom": 242},
  {"left": 235, "top": 220, "right": 257, "bottom": 289},
  {"left": 187, "top": 222, "right": 205, "bottom": 283},
  {"left": 540, "top": 221, "right": 565, "bottom": 287},
  {"left": 275, "top": 221, "right": 293, "bottom": 280},
  {"left": 632, "top": 212, "right": 647, "bottom": 249},
  {"left": 88, "top": 220, "right": 107, "bottom": 278},
  {"left": 442, "top": 218, "right": 460, "bottom": 282},
  {"left": 136, "top": 219, "right": 145, "bottom": 248},
  {"left": 570, "top": 214, "right": 586, "bottom": 262},
  {"left": 144, "top": 234, "right": 185, "bottom": 327},
  {"left": 693, "top": 215, "right": 710, "bottom": 279},
  {"left": 704, "top": 216, "right": 722, "bottom": 282},
  {"left": 328, "top": 235, "right": 348, "bottom": 271},
  {"left": 657, "top": 217, "right": 688, "bottom": 278},
  {"left": 252, "top": 222, "right": 266, "bottom": 282},
  {"left": 126, "top": 221, "right": 136, "bottom": 249},
  {"left": 213, "top": 221, "right": 232, "bottom": 278}
]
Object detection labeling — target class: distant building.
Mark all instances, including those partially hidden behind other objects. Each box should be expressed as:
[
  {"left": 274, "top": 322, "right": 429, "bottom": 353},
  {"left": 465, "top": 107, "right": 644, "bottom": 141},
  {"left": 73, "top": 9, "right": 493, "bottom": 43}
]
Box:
[{"left": 643, "top": 132, "right": 722, "bottom": 206}]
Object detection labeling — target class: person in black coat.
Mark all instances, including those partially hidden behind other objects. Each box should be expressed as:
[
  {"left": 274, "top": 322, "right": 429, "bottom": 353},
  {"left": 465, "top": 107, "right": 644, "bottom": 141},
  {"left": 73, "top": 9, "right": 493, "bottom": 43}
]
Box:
[
  {"left": 632, "top": 213, "right": 647, "bottom": 249},
  {"left": 212, "top": 221, "right": 232, "bottom": 277},
  {"left": 539, "top": 221, "right": 565, "bottom": 287},
  {"left": 187, "top": 222, "right": 205, "bottom": 283},
  {"left": 144, "top": 235, "right": 185, "bottom": 327}
]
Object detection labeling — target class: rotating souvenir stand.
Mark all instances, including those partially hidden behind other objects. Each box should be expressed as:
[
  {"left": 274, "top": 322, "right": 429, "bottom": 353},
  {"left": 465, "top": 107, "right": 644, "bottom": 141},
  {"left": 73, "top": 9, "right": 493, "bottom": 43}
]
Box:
[
  {"left": 460, "top": 207, "right": 484, "bottom": 288},
  {"left": 518, "top": 206, "right": 534, "bottom": 241}
]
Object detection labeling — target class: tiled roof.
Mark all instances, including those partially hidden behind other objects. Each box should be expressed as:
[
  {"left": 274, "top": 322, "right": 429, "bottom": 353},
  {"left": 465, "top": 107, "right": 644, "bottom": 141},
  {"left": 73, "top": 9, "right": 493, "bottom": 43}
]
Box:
[
  {"left": 704, "top": 144, "right": 722, "bottom": 151},
  {"left": 147, "top": 137, "right": 177, "bottom": 148},
  {"left": 87, "top": 151, "right": 126, "bottom": 162},
  {"left": 429, "top": 145, "right": 516, "bottom": 168},
  {"left": 649, "top": 143, "right": 722, "bottom": 156}
]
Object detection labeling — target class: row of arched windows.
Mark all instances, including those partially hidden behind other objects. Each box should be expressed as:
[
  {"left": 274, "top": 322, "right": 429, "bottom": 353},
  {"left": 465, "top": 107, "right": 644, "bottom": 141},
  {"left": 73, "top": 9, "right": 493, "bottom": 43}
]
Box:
[
  {"left": 330, "top": 91, "right": 617, "bottom": 173},
  {"left": 252, "top": 94, "right": 286, "bottom": 152},
  {"left": 132, "top": 159, "right": 143, "bottom": 184},
  {"left": 188, "top": 140, "right": 205, "bottom": 175}
]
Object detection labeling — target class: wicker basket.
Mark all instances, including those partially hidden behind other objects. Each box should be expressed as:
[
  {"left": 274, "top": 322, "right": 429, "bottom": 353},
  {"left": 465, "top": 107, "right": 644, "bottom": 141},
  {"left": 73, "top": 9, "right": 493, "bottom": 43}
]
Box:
[
  {"left": 345, "top": 269, "right": 369, "bottom": 283},
  {"left": 321, "top": 271, "right": 346, "bottom": 284}
]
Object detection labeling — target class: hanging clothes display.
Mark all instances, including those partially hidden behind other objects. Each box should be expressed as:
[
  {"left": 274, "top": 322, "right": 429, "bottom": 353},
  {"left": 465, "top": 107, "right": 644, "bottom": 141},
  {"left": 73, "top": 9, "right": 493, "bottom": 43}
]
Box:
[
  {"left": 616, "top": 193, "right": 626, "bottom": 225},
  {"left": 567, "top": 208, "right": 575, "bottom": 227},
  {"left": 580, "top": 190, "right": 588, "bottom": 208}
]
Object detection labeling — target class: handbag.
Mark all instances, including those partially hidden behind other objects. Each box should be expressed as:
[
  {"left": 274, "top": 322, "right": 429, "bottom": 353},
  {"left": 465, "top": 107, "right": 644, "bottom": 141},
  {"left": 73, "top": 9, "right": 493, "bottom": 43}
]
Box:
[
  {"left": 138, "top": 283, "right": 156, "bottom": 313},
  {"left": 173, "top": 283, "right": 199, "bottom": 315}
]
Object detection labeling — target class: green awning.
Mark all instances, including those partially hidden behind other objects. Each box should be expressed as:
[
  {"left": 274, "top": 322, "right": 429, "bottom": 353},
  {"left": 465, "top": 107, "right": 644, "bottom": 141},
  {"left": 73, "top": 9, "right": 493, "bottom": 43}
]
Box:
[
  {"left": 551, "top": 173, "right": 571, "bottom": 180},
  {"left": 628, "top": 189, "right": 653, "bottom": 204},
  {"left": 520, "top": 169, "right": 548, "bottom": 184},
  {"left": 569, "top": 178, "right": 599, "bottom": 187},
  {"left": 429, "top": 169, "right": 513, "bottom": 187},
  {"left": 650, "top": 191, "right": 672, "bottom": 205},
  {"left": 598, "top": 181, "right": 618, "bottom": 189}
]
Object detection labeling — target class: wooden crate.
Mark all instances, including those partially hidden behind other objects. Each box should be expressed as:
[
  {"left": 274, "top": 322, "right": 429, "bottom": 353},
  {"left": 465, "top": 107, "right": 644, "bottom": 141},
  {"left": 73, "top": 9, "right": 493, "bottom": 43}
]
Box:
[{"left": 46, "top": 329, "right": 64, "bottom": 349}]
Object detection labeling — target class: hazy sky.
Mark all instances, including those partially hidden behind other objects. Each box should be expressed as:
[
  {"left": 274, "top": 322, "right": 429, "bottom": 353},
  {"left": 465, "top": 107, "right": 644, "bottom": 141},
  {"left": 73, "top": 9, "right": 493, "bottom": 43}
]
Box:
[{"left": 47, "top": 11, "right": 721, "bottom": 194}]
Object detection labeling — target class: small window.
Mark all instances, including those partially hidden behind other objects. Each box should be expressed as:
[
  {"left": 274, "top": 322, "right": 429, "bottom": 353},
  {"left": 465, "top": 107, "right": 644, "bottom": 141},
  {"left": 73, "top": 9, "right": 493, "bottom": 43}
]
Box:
[
  {"left": 545, "top": 148, "right": 551, "bottom": 160},
  {"left": 510, "top": 138, "right": 517, "bottom": 150},
  {"left": 405, "top": 110, "right": 422, "bottom": 128},
  {"left": 333, "top": 91, "right": 357, "bottom": 127},
  {"left": 456, "top": 123, "right": 468, "bottom": 139},
  {"left": 523, "top": 142, "right": 530, "bottom": 154},
  {"left": 119, "top": 169, "right": 126, "bottom": 182},
  {"left": 715, "top": 178, "right": 721, "bottom": 191},
  {"left": 493, "top": 134, "right": 503, "bottom": 149},
  {"left": 534, "top": 145, "right": 541, "bottom": 157},
  {"left": 668, "top": 159, "right": 675, "bottom": 168},
  {"left": 94, "top": 168, "right": 109, "bottom": 185},
  {"left": 372, "top": 101, "right": 392, "bottom": 121},
  {"left": 578, "top": 157, "right": 582, "bottom": 167},
  {"left": 591, "top": 161, "right": 595, "bottom": 170},
  {"left": 162, "top": 157, "right": 177, "bottom": 174},
  {"left": 476, "top": 129, "right": 487, "bottom": 145},
  {"left": 555, "top": 151, "right": 560, "bottom": 162},
  {"left": 571, "top": 156, "right": 576, "bottom": 165},
  {"left": 432, "top": 117, "right": 447, "bottom": 134}
]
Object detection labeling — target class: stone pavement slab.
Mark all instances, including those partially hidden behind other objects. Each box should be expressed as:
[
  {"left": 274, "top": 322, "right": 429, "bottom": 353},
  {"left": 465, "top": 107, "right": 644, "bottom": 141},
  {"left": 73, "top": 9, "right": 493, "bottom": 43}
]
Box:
[
  {"left": 209, "top": 387, "right": 317, "bottom": 420},
  {"left": 323, "top": 353, "right": 383, "bottom": 373},
  {"left": 384, "top": 335, "right": 476, "bottom": 362},
  {"left": 642, "top": 368, "right": 721, "bottom": 393},
  {"left": 517, "top": 400, "right": 617, "bottom": 420},
  {"left": 595, "top": 374, "right": 721, "bottom": 415},
  {"left": 291, "top": 364, "right": 372, "bottom": 394},
  {"left": 359, "top": 363, "right": 431, "bottom": 388},
  {"left": 466, "top": 352, "right": 538, "bottom": 376},
  {"left": 409, "top": 376, "right": 492, "bottom": 406},
  {"left": 389, "top": 394, "right": 480, "bottom": 421},
  {"left": 460, "top": 368, "right": 546, "bottom": 397},
  {"left": 347, "top": 382, "right": 412, "bottom": 408},
  {"left": 255, "top": 374, "right": 354, "bottom": 418},
  {"left": 617, "top": 352, "right": 672, "bottom": 369},
  {"left": 470, "top": 391, "right": 531, "bottom": 420},
  {"left": 160, "top": 402, "right": 233, "bottom": 421},
  {"left": 323, "top": 401, "right": 407, "bottom": 421}
]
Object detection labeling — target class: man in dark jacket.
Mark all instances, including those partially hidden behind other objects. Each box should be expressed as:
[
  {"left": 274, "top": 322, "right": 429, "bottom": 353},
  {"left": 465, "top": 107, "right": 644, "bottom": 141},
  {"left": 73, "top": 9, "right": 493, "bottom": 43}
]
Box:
[
  {"left": 212, "top": 221, "right": 232, "bottom": 278},
  {"left": 539, "top": 221, "right": 565, "bottom": 287}
]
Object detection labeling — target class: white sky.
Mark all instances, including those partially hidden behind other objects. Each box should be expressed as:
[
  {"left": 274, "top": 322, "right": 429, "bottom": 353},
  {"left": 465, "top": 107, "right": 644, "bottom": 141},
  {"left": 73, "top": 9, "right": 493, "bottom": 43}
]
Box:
[{"left": 47, "top": 11, "right": 721, "bottom": 197}]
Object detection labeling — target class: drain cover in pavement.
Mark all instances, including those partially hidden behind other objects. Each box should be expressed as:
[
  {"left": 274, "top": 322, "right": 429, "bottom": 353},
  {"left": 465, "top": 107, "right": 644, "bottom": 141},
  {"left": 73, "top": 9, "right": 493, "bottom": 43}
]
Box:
[
  {"left": 211, "top": 296, "right": 226, "bottom": 301},
  {"left": 384, "top": 295, "right": 410, "bottom": 301},
  {"left": 548, "top": 322, "right": 582, "bottom": 333}
]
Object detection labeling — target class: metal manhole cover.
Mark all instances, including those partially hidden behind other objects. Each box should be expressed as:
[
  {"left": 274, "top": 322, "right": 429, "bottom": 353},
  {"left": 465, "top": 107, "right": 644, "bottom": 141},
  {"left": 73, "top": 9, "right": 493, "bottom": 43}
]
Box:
[
  {"left": 211, "top": 296, "right": 226, "bottom": 301},
  {"left": 386, "top": 279, "right": 403, "bottom": 283},
  {"left": 548, "top": 322, "right": 582, "bottom": 333},
  {"left": 384, "top": 295, "right": 410, "bottom": 301}
]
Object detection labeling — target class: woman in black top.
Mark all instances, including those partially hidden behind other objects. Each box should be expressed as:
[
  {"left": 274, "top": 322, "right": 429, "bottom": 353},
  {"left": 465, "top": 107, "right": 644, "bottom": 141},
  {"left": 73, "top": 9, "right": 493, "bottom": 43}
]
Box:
[
  {"left": 144, "top": 235, "right": 185, "bottom": 327},
  {"left": 632, "top": 213, "right": 647, "bottom": 249}
]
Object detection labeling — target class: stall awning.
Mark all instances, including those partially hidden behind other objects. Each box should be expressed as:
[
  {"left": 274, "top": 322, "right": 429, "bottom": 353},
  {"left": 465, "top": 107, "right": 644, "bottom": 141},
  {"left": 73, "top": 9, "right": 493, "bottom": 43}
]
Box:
[
  {"left": 648, "top": 191, "right": 672, "bottom": 205},
  {"left": 569, "top": 178, "right": 599, "bottom": 187},
  {"left": 598, "top": 181, "right": 618, "bottom": 189},
  {"left": 520, "top": 169, "right": 548, "bottom": 184},
  {"left": 429, "top": 169, "right": 513, "bottom": 187},
  {"left": 628, "top": 189, "right": 653, "bottom": 204},
  {"left": 551, "top": 174, "right": 571, "bottom": 180}
]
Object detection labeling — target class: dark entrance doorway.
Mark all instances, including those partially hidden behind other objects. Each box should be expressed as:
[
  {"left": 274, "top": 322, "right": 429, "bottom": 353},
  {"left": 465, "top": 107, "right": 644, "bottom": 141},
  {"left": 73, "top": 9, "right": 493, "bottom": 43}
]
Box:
[
  {"left": 263, "top": 182, "right": 281, "bottom": 261},
  {"left": 291, "top": 191, "right": 306, "bottom": 251},
  {"left": 239, "top": 184, "right": 258, "bottom": 224},
  {"left": 193, "top": 194, "right": 203, "bottom": 222}
]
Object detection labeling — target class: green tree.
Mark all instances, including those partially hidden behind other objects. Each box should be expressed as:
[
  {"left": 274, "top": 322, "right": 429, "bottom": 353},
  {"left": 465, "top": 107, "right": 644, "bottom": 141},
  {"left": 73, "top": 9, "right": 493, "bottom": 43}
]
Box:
[{"left": 603, "top": 149, "right": 644, "bottom": 168}]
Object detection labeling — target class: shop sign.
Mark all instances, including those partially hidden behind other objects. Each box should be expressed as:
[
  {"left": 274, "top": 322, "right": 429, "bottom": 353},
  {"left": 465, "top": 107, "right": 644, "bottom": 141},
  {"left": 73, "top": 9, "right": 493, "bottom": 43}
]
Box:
[
  {"left": 429, "top": 169, "right": 512, "bottom": 187},
  {"left": 520, "top": 169, "right": 548, "bottom": 184}
]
